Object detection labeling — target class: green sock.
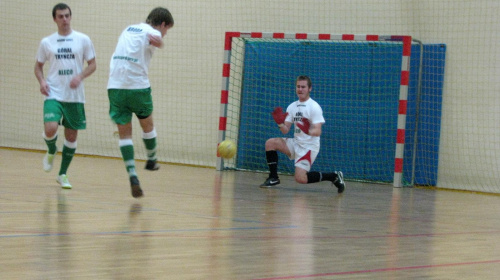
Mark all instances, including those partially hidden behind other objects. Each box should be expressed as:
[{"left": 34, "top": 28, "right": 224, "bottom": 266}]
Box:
[
  {"left": 59, "top": 142, "right": 76, "bottom": 175},
  {"left": 44, "top": 134, "right": 58, "bottom": 155},
  {"left": 119, "top": 139, "right": 136, "bottom": 177},
  {"left": 142, "top": 129, "right": 157, "bottom": 161},
  {"left": 143, "top": 137, "right": 157, "bottom": 161}
]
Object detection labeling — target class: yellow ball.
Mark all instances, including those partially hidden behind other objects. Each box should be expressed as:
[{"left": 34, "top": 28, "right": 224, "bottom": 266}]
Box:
[{"left": 218, "top": 140, "right": 237, "bottom": 159}]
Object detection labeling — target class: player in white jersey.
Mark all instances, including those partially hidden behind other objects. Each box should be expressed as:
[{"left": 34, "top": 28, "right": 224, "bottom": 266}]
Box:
[
  {"left": 260, "top": 75, "right": 345, "bottom": 193},
  {"left": 107, "top": 7, "right": 174, "bottom": 198},
  {"left": 34, "top": 3, "right": 96, "bottom": 189}
]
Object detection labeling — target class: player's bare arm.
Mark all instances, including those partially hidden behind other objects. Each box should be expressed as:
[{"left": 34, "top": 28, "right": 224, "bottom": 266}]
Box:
[
  {"left": 279, "top": 121, "right": 292, "bottom": 134},
  {"left": 308, "top": 122, "right": 322, "bottom": 137},
  {"left": 70, "top": 58, "right": 96, "bottom": 89},
  {"left": 34, "top": 61, "right": 49, "bottom": 96},
  {"left": 148, "top": 34, "right": 164, "bottom": 48}
]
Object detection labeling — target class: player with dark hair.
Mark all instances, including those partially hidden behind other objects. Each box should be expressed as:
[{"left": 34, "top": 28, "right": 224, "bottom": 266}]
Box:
[
  {"left": 107, "top": 7, "right": 174, "bottom": 198},
  {"left": 260, "top": 75, "right": 345, "bottom": 193},
  {"left": 35, "top": 2, "right": 96, "bottom": 189}
]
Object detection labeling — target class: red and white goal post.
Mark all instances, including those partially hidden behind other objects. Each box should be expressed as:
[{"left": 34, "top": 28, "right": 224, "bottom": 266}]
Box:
[{"left": 217, "top": 32, "right": 412, "bottom": 188}]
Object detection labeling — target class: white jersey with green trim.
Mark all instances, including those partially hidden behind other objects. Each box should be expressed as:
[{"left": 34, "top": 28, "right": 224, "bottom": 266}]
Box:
[
  {"left": 285, "top": 98, "right": 325, "bottom": 151},
  {"left": 107, "top": 23, "right": 161, "bottom": 89},
  {"left": 35, "top": 30, "right": 95, "bottom": 103}
]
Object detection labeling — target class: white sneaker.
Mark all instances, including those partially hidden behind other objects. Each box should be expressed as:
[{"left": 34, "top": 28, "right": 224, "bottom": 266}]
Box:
[
  {"left": 57, "top": 174, "right": 72, "bottom": 189},
  {"left": 43, "top": 152, "right": 56, "bottom": 172}
]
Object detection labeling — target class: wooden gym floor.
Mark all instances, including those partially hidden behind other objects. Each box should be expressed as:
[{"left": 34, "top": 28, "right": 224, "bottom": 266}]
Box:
[{"left": 0, "top": 148, "right": 499, "bottom": 279}]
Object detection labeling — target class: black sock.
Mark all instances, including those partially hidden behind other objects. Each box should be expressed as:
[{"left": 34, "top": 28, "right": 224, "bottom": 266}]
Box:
[
  {"left": 307, "top": 172, "right": 338, "bottom": 184},
  {"left": 307, "top": 171, "right": 321, "bottom": 183},
  {"left": 266, "top": 150, "right": 279, "bottom": 178},
  {"left": 321, "top": 172, "right": 339, "bottom": 182}
]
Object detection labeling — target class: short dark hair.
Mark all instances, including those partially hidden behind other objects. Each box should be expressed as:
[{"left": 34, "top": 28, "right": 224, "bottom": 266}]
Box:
[
  {"left": 52, "top": 3, "right": 71, "bottom": 19},
  {"left": 296, "top": 75, "right": 312, "bottom": 88},
  {"left": 146, "top": 7, "right": 174, "bottom": 27}
]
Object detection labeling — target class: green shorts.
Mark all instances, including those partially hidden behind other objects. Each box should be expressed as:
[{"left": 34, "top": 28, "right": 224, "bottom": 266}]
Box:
[
  {"left": 43, "top": 99, "right": 86, "bottom": 130},
  {"left": 108, "top": 88, "right": 153, "bottom": 125}
]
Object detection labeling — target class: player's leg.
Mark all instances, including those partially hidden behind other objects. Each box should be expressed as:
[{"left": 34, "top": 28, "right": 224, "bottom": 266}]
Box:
[
  {"left": 135, "top": 88, "right": 159, "bottom": 171},
  {"left": 56, "top": 102, "right": 86, "bottom": 189},
  {"left": 292, "top": 148, "right": 345, "bottom": 193},
  {"left": 296, "top": 148, "right": 344, "bottom": 193},
  {"left": 295, "top": 167, "right": 309, "bottom": 184},
  {"left": 108, "top": 89, "right": 143, "bottom": 198},
  {"left": 57, "top": 128, "right": 78, "bottom": 189},
  {"left": 43, "top": 122, "right": 59, "bottom": 152},
  {"left": 260, "top": 138, "right": 291, "bottom": 187},
  {"left": 138, "top": 115, "right": 159, "bottom": 171},
  {"left": 305, "top": 170, "right": 345, "bottom": 193},
  {"left": 117, "top": 122, "right": 142, "bottom": 198},
  {"left": 117, "top": 123, "right": 135, "bottom": 170},
  {"left": 42, "top": 100, "right": 62, "bottom": 172},
  {"left": 43, "top": 122, "right": 59, "bottom": 172},
  {"left": 293, "top": 149, "right": 316, "bottom": 184}
]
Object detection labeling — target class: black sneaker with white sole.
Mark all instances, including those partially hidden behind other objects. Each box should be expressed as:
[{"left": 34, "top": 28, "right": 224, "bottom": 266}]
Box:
[
  {"left": 145, "top": 160, "right": 160, "bottom": 171},
  {"left": 333, "top": 171, "right": 345, "bottom": 193},
  {"left": 260, "top": 177, "right": 280, "bottom": 188}
]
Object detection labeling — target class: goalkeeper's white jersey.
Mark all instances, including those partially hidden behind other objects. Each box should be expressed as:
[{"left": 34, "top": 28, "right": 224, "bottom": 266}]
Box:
[
  {"left": 35, "top": 31, "right": 96, "bottom": 103},
  {"left": 285, "top": 98, "right": 325, "bottom": 151},
  {"left": 107, "top": 23, "right": 161, "bottom": 89}
]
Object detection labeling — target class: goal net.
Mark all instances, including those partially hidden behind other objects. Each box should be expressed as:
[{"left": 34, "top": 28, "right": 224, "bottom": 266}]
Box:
[{"left": 217, "top": 32, "right": 413, "bottom": 187}]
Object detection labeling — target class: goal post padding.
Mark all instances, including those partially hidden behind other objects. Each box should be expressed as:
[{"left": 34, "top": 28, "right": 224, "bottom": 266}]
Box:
[{"left": 218, "top": 32, "right": 444, "bottom": 187}]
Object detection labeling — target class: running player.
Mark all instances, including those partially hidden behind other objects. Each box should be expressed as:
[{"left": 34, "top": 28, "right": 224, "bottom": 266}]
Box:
[
  {"left": 34, "top": 3, "right": 97, "bottom": 189},
  {"left": 260, "top": 75, "right": 345, "bottom": 193}
]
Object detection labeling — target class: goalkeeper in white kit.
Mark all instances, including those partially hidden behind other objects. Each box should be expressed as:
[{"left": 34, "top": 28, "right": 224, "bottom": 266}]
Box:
[{"left": 260, "top": 75, "right": 345, "bottom": 193}]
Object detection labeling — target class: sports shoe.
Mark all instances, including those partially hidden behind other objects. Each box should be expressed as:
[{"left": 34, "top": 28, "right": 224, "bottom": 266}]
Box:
[
  {"left": 260, "top": 177, "right": 280, "bottom": 188},
  {"left": 57, "top": 174, "right": 72, "bottom": 189},
  {"left": 43, "top": 152, "right": 56, "bottom": 172},
  {"left": 333, "top": 171, "right": 345, "bottom": 193},
  {"left": 130, "top": 176, "right": 143, "bottom": 198},
  {"left": 145, "top": 160, "right": 160, "bottom": 171}
]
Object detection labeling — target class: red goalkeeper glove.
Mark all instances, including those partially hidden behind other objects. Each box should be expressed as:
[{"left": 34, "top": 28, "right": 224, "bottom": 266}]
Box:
[
  {"left": 296, "top": 117, "right": 311, "bottom": 134},
  {"left": 272, "top": 107, "right": 288, "bottom": 126}
]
